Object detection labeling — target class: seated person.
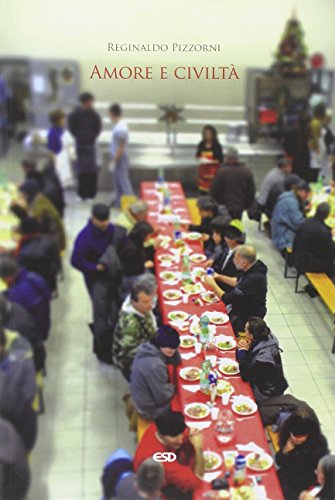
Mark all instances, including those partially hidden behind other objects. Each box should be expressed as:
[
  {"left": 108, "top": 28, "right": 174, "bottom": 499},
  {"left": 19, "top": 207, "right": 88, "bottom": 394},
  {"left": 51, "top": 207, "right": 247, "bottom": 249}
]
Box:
[
  {"left": 257, "top": 155, "right": 293, "bottom": 215},
  {"left": 130, "top": 325, "right": 181, "bottom": 420},
  {"left": 115, "top": 458, "right": 163, "bottom": 500},
  {"left": 207, "top": 219, "right": 244, "bottom": 293},
  {"left": 15, "top": 216, "right": 60, "bottom": 292},
  {"left": 0, "top": 417, "right": 31, "bottom": 500},
  {"left": 113, "top": 275, "right": 157, "bottom": 381},
  {"left": 299, "top": 455, "right": 335, "bottom": 500},
  {"left": 276, "top": 408, "right": 329, "bottom": 500},
  {"left": 0, "top": 257, "right": 51, "bottom": 341},
  {"left": 293, "top": 202, "right": 335, "bottom": 279},
  {"left": 116, "top": 199, "right": 149, "bottom": 233},
  {"left": 0, "top": 326, "right": 37, "bottom": 452},
  {"left": 119, "top": 221, "right": 155, "bottom": 299},
  {"left": 134, "top": 410, "right": 204, "bottom": 500},
  {"left": 236, "top": 317, "right": 288, "bottom": 403},
  {"left": 205, "top": 245, "right": 267, "bottom": 334}
]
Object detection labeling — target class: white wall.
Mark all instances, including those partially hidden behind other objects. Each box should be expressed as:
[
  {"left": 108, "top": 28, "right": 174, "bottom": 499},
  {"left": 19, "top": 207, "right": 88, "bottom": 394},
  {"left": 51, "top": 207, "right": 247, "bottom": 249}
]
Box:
[{"left": 1, "top": 0, "right": 335, "bottom": 105}]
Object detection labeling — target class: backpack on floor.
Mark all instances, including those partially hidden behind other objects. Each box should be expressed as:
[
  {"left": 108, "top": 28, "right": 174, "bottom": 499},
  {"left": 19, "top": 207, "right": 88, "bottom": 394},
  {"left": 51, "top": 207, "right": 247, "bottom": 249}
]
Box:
[
  {"left": 101, "top": 448, "right": 133, "bottom": 500},
  {"left": 258, "top": 394, "right": 318, "bottom": 427}
]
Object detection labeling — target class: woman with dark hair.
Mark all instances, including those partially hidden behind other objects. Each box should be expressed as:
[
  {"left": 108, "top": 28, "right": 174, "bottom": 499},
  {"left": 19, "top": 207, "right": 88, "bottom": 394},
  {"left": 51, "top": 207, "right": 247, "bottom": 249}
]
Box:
[
  {"left": 236, "top": 317, "right": 288, "bottom": 402},
  {"left": 276, "top": 408, "right": 329, "bottom": 499},
  {"left": 47, "top": 109, "right": 74, "bottom": 189},
  {"left": 299, "top": 455, "right": 335, "bottom": 500},
  {"left": 119, "top": 221, "right": 155, "bottom": 298},
  {"left": 196, "top": 125, "right": 223, "bottom": 194}
]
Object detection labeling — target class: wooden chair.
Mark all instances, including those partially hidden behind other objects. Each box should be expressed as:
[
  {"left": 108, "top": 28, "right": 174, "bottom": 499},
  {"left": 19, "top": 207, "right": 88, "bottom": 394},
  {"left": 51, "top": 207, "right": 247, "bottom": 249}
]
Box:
[
  {"left": 137, "top": 415, "right": 151, "bottom": 443},
  {"left": 266, "top": 425, "right": 280, "bottom": 453},
  {"left": 120, "top": 195, "right": 137, "bottom": 211},
  {"left": 186, "top": 198, "right": 201, "bottom": 225}
]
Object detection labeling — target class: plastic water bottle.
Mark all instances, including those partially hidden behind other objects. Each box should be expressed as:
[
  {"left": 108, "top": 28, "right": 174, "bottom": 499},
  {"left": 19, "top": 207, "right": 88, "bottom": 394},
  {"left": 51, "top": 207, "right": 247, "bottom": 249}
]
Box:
[
  {"left": 199, "top": 315, "right": 210, "bottom": 345},
  {"left": 200, "top": 360, "right": 211, "bottom": 394},
  {"left": 181, "top": 255, "right": 191, "bottom": 284},
  {"left": 157, "top": 167, "right": 165, "bottom": 189},
  {"left": 316, "top": 174, "right": 324, "bottom": 194},
  {"left": 215, "top": 409, "right": 235, "bottom": 444},
  {"left": 233, "top": 455, "right": 247, "bottom": 486}
]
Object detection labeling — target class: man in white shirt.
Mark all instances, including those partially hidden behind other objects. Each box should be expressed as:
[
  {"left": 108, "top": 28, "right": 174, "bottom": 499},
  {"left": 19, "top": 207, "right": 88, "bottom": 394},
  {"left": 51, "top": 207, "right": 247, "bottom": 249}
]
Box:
[{"left": 109, "top": 104, "right": 134, "bottom": 207}]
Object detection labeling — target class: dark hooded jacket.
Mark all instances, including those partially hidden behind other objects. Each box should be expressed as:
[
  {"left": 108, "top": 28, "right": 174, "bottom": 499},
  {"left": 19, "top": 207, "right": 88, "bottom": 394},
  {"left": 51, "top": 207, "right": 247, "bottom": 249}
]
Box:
[
  {"left": 222, "top": 260, "right": 268, "bottom": 325},
  {"left": 236, "top": 332, "right": 288, "bottom": 402},
  {"left": 130, "top": 341, "right": 182, "bottom": 420}
]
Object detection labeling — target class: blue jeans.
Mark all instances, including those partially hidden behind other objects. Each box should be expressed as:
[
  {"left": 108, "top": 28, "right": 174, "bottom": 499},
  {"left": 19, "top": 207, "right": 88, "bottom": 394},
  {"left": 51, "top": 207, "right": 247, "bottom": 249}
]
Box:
[{"left": 112, "top": 156, "right": 133, "bottom": 207}]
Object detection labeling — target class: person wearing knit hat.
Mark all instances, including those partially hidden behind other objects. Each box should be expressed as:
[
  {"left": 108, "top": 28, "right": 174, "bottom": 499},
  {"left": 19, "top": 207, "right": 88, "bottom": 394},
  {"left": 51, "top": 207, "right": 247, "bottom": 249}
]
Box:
[
  {"left": 130, "top": 325, "right": 181, "bottom": 421},
  {"left": 133, "top": 409, "right": 204, "bottom": 497}
]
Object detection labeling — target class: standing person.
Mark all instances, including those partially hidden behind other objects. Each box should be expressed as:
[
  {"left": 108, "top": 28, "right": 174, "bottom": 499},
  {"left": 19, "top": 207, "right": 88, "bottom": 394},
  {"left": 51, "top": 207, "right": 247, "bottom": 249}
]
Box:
[
  {"left": 308, "top": 103, "right": 326, "bottom": 183},
  {"left": 196, "top": 125, "right": 223, "bottom": 194},
  {"left": 47, "top": 109, "right": 74, "bottom": 189},
  {"left": 210, "top": 147, "right": 256, "bottom": 219},
  {"left": 68, "top": 92, "right": 102, "bottom": 200},
  {"left": 282, "top": 117, "right": 310, "bottom": 180},
  {"left": 109, "top": 104, "right": 133, "bottom": 208}
]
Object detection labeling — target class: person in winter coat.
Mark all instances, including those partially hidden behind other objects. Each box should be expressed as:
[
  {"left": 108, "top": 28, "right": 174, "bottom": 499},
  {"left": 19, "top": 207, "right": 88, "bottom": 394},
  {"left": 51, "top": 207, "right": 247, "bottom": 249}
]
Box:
[
  {"left": 299, "top": 455, "right": 335, "bottom": 500},
  {"left": 210, "top": 147, "right": 256, "bottom": 220},
  {"left": 119, "top": 221, "right": 155, "bottom": 298},
  {"left": 71, "top": 203, "right": 126, "bottom": 295},
  {"left": 276, "top": 407, "right": 329, "bottom": 500},
  {"left": 0, "top": 257, "right": 51, "bottom": 341},
  {"left": 47, "top": 109, "right": 74, "bottom": 189},
  {"left": 68, "top": 92, "right": 102, "bottom": 200},
  {"left": 0, "top": 327, "right": 37, "bottom": 452},
  {"left": 91, "top": 244, "right": 123, "bottom": 364},
  {"left": 130, "top": 325, "right": 181, "bottom": 420},
  {"left": 15, "top": 216, "right": 60, "bottom": 292},
  {"left": 116, "top": 199, "right": 148, "bottom": 234},
  {"left": 293, "top": 202, "right": 335, "bottom": 279},
  {"left": 0, "top": 294, "right": 45, "bottom": 372},
  {"left": 196, "top": 125, "right": 223, "bottom": 194},
  {"left": 236, "top": 317, "right": 288, "bottom": 403},
  {"left": 0, "top": 417, "right": 31, "bottom": 500},
  {"left": 205, "top": 245, "right": 267, "bottom": 334},
  {"left": 257, "top": 156, "right": 293, "bottom": 212},
  {"left": 113, "top": 275, "right": 158, "bottom": 381}
]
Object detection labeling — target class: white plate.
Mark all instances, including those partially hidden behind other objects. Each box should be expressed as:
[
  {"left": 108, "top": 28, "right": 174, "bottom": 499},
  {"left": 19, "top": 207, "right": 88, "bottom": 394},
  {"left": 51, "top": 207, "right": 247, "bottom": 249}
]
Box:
[
  {"left": 158, "top": 254, "right": 174, "bottom": 263},
  {"left": 216, "top": 336, "right": 237, "bottom": 351},
  {"left": 192, "top": 267, "right": 206, "bottom": 279},
  {"left": 163, "top": 289, "right": 183, "bottom": 301},
  {"left": 189, "top": 253, "right": 207, "bottom": 263},
  {"left": 181, "top": 283, "right": 204, "bottom": 295},
  {"left": 203, "top": 450, "right": 223, "bottom": 471},
  {"left": 189, "top": 322, "right": 216, "bottom": 336},
  {"left": 180, "top": 335, "right": 196, "bottom": 349},
  {"left": 201, "top": 291, "right": 220, "bottom": 304},
  {"left": 219, "top": 359, "right": 240, "bottom": 376},
  {"left": 206, "top": 312, "right": 229, "bottom": 325},
  {"left": 179, "top": 366, "right": 201, "bottom": 382},
  {"left": 216, "top": 380, "right": 234, "bottom": 396},
  {"left": 232, "top": 399, "right": 257, "bottom": 416},
  {"left": 185, "top": 232, "right": 202, "bottom": 241},
  {"left": 159, "top": 271, "right": 179, "bottom": 282},
  {"left": 184, "top": 402, "right": 210, "bottom": 419},
  {"left": 246, "top": 452, "right": 273, "bottom": 471},
  {"left": 167, "top": 310, "right": 189, "bottom": 322}
]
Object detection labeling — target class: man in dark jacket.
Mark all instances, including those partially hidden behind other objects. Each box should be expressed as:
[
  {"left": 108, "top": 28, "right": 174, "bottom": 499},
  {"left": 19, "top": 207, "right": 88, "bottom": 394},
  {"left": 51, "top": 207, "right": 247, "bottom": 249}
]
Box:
[
  {"left": 130, "top": 325, "right": 181, "bottom": 420},
  {"left": 0, "top": 257, "right": 51, "bottom": 341},
  {"left": 71, "top": 203, "right": 126, "bottom": 295},
  {"left": 210, "top": 147, "right": 256, "bottom": 219},
  {"left": 236, "top": 317, "right": 288, "bottom": 403},
  {"left": 293, "top": 202, "right": 335, "bottom": 279},
  {"left": 205, "top": 245, "right": 267, "bottom": 334},
  {"left": 68, "top": 92, "right": 102, "bottom": 200}
]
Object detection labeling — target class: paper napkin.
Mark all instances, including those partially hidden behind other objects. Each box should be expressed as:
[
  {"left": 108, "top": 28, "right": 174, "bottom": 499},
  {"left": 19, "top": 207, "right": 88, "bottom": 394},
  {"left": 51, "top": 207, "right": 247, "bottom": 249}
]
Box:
[
  {"left": 182, "top": 384, "right": 200, "bottom": 392},
  {"left": 186, "top": 421, "right": 212, "bottom": 430},
  {"left": 181, "top": 352, "right": 197, "bottom": 360},
  {"left": 203, "top": 471, "right": 222, "bottom": 483},
  {"left": 236, "top": 442, "right": 265, "bottom": 454}
]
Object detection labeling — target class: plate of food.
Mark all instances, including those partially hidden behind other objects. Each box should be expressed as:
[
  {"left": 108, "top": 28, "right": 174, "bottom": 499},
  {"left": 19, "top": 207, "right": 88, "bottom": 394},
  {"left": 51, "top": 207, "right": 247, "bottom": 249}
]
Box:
[
  {"left": 219, "top": 359, "right": 240, "bottom": 376},
  {"left": 232, "top": 398, "right": 257, "bottom": 416},
  {"left": 189, "top": 321, "right": 216, "bottom": 336},
  {"left": 231, "top": 486, "right": 258, "bottom": 500},
  {"left": 189, "top": 253, "right": 207, "bottom": 263},
  {"left": 163, "top": 289, "right": 183, "bottom": 301},
  {"left": 184, "top": 402, "right": 210, "bottom": 419},
  {"left": 246, "top": 452, "right": 273, "bottom": 472},
  {"left": 160, "top": 271, "right": 179, "bottom": 282},
  {"left": 203, "top": 451, "right": 223, "bottom": 471},
  {"left": 216, "top": 379, "right": 234, "bottom": 396},
  {"left": 179, "top": 366, "right": 201, "bottom": 381},
  {"left": 192, "top": 267, "right": 206, "bottom": 279},
  {"left": 201, "top": 291, "right": 220, "bottom": 304},
  {"left": 167, "top": 310, "right": 189, "bottom": 322},
  {"left": 180, "top": 335, "right": 196, "bottom": 349},
  {"left": 181, "top": 282, "right": 204, "bottom": 295},
  {"left": 206, "top": 312, "right": 229, "bottom": 325},
  {"left": 216, "top": 336, "right": 237, "bottom": 351},
  {"left": 185, "top": 232, "right": 202, "bottom": 241},
  {"left": 158, "top": 254, "right": 174, "bottom": 263}
]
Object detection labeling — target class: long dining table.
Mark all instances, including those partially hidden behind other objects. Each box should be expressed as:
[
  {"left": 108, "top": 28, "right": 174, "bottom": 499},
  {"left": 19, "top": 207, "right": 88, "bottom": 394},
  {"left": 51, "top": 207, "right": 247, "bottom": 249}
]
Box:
[{"left": 141, "top": 181, "right": 284, "bottom": 500}]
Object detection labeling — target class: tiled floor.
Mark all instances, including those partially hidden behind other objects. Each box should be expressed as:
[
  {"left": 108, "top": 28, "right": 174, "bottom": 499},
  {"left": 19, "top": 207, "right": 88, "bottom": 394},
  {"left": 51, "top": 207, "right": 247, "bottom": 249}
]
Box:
[{"left": 1, "top": 149, "right": 335, "bottom": 499}]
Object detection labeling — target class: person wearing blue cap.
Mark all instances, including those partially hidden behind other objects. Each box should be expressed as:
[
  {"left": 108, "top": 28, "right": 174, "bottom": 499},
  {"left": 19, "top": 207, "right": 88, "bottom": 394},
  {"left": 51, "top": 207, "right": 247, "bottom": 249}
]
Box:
[{"left": 130, "top": 325, "right": 181, "bottom": 421}]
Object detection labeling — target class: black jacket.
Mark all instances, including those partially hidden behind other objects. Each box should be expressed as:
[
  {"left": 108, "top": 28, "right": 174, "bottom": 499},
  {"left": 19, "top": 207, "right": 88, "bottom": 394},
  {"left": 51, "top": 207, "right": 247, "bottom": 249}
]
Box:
[
  {"left": 293, "top": 216, "right": 335, "bottom": 277},
  {"left": 236, "top": 333, "right": 288, "bottom": 402},
  {"left": 119, "top": 240, "right": 147, "bottom": 277},
  {"left": 213, "top": 246, "right": 238, "bottom": 293},
  {"left": 42, "top": 161, "right": 65, "bottom": 217},
  {"left": 211, "top": 162, "right": 256, "bottom": 213},
  {"left": 196, "top": 140, "right": 223, "bottom": 163},
  {"left": 222, "top": 260, "right": 267, "bottom": 323},
  {"left": 68, "top": 106, "right": 101, "bottom": 146},
  {"left": 276, "top": 434, "right": 329, "bottom": 499}
]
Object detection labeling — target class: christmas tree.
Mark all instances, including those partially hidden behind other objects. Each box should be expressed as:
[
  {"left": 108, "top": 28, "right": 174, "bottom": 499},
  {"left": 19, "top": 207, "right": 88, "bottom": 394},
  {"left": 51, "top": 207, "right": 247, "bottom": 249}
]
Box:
[{"left": 274, "top": 15, "right": 308, "bottom": 77}]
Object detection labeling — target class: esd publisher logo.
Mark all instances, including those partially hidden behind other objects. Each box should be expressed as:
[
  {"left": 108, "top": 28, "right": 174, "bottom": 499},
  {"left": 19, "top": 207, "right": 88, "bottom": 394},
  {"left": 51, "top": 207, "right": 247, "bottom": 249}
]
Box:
[{"left": 153, "top": 452, "right": 177, "bottom": 463}]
